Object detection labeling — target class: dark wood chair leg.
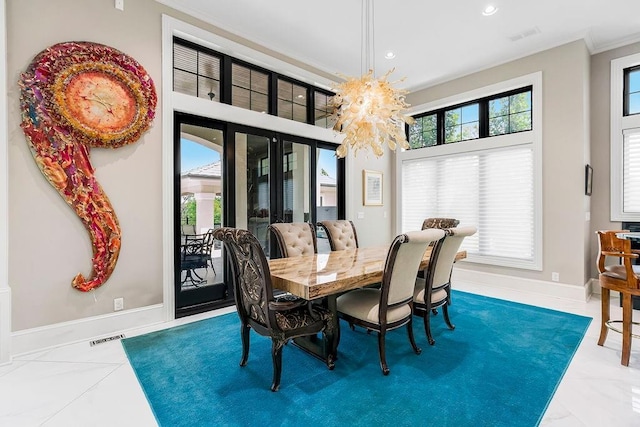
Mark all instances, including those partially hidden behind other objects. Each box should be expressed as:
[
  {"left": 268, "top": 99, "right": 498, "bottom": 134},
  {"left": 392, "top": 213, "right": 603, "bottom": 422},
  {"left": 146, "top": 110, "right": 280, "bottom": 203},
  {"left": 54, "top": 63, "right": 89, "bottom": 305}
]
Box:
[
  {"left": 240, "top": 324, "right": 250, "bottom": 366},
  {"left": 443, "top": 304, "right": 455, "bottom": 330},
  {"left": 622, "top": 293, "right": 632, "bottom": 366},
  {"left": 598, "top": 288, "right": 610, "bottom": 346},
  {"left": 270, "top": 339, "right": 284, "bottom": 392},
  {"left": 377, "top": 329, "right": 390, "bottom": 375},
  {"left": 424, "top": 312, "right": 435, "bottom": 345},
  {"left": 406, "top": 319, "right": 422, "bottom": 355}
]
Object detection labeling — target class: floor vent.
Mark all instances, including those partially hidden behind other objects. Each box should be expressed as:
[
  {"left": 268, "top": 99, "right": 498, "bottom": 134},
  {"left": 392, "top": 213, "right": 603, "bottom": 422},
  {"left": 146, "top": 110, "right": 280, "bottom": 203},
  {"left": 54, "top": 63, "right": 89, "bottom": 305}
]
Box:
[{"left": 90, "top": 334, "right": 125, "bottom": 346}]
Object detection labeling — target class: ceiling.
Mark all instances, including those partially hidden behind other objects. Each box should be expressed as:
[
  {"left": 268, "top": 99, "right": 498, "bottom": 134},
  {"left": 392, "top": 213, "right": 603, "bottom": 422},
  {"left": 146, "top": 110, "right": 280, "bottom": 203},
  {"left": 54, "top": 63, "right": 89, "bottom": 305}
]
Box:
[{"left": 157, "top": 0, "right": 640, "bottom": 91}]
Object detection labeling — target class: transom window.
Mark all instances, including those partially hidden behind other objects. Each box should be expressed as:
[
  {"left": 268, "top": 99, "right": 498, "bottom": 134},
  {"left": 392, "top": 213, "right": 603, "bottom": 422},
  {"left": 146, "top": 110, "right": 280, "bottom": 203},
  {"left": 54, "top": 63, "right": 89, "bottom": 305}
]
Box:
[
  {"left": 231, "top": 63, "right": 269, "bottom": 113},
  {"left": 624, "top": 66, "right": 640, "bottom": 116},
  {"left": 277, "top": 79, "right": 307, "bottom": 123},
  {"left": 172, "top": 37, "right": 334, "bottom": 128},
  {"left": 408, "top": 87, "right": 532, "bottom": 149},
  {"left": 489, "top": 91, "right": 532, "bottom": 135},
  {"left": 173, "top": 42, "right": 221, "bottom": 102},
  {"left": 445, "top": 103, "right": 479, "bottom": 143},
  {"left": 314, "top": 90, "right": 336, "bottom": 129}
]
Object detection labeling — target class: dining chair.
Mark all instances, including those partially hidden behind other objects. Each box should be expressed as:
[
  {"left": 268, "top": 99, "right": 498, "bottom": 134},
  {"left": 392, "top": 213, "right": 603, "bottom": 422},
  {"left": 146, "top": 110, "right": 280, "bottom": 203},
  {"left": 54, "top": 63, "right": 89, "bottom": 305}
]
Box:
[
  {"left": 212, "top": 227, "right": 337, "bottom": 391},
  {"left": 422, "top": 217, "right": 460, "bottom": 230},
  {"left": 336, "top": 228, "right": 446, "bottom": 375},
  {"left": 268, "top": 222, "right": 317, "bottom": 258},
  {"left": 595, "top": 230, "right": 640, "bottom": 366},
  {"left": 413, "top": 226, "right": 477, "bottom": 345},
  {"left": 317, "top": 220, "right": 359, "bottom": 251}
]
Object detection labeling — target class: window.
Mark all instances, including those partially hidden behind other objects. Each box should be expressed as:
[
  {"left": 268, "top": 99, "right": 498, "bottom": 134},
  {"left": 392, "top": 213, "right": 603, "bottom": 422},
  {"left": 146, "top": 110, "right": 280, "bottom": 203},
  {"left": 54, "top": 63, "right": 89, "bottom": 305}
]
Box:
[
  {"left": 399, "top": 73, "right": 541, "bottom": 270},
  {"left": 173, "top": 42, "right": 221, "bottom": 101},
  {"left": 489, "top": 91, "right": 532, "bottom": 135},
  {"left": 314, "top": 90, "right": 336, "bottom": 129},
  {"left": 172, "top": 38, "right": 334, "bottom": 128},
  {"left": 408, "top": 87, "right": 532, "bottom": 148},
  {"left": 408, "top": 114, "right": 437, "bottom": 149},
  {"left": 283, "top": 152, "right": 297, "bottom": 173},
  {"left": 259, "top": 157, "right": 269, "bottom": 177},
  {"left": 445, "top": 103, "right": 479, "bottom": 143},
  {"left": 611, "top": 53, "right": 640, "bottom": 221},
  {"left": 624, "top": 66, "right": 640, "bottom": 116},
  {"left": 277, "top": 79, "right": 307, "bottom": 123},
  {"left": 232, "top": 63, "right": 269, "bottom": 113}
]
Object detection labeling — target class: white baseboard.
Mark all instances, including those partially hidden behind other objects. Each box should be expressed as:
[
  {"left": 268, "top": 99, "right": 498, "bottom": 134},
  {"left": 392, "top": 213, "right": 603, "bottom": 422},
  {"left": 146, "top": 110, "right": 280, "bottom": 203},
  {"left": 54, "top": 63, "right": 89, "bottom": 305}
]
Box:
[
  {"left": 11, "top": 304, "right": 165, "bottom": 357},
  {"left": 451, "top": 268, "right": 592, "bottom": 302},
  {"left": 0, "top": 287, "right": 11, "bottom": 365}
]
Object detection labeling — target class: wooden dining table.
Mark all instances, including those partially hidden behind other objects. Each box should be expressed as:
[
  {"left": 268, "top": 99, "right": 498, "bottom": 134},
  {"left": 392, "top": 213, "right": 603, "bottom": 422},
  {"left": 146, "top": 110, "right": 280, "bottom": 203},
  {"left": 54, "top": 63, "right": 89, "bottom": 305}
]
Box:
[{"left": 267, "top": 245, "right": 467, "bottom": 363}]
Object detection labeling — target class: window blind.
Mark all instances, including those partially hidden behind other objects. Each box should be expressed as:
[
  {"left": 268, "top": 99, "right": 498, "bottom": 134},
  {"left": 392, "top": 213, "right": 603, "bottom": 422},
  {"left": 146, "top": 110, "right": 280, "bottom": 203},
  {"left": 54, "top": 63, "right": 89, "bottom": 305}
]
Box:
[
  {"left": 623, "top": 128, "right": 640, "bottom": 213},
  {"left": 402, "top": 145, "right": 534, "bottom": 262}
]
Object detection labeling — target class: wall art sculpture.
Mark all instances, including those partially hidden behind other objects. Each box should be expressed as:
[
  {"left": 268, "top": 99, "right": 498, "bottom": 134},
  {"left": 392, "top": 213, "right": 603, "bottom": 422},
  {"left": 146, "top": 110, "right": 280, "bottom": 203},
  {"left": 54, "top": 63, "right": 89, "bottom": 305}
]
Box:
[{"left": 19, "top": 41, "right": 157, "bottom": 292}]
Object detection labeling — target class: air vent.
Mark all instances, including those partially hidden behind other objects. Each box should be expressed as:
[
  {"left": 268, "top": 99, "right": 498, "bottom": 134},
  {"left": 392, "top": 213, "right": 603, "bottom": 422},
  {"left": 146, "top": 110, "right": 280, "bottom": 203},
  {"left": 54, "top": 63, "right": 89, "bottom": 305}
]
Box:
[
  {"left": 508, "top": 27, "right": 541, "bottom": 42},
  {"left": 90, "top": 334, "right": 125, "bottom": 346}
]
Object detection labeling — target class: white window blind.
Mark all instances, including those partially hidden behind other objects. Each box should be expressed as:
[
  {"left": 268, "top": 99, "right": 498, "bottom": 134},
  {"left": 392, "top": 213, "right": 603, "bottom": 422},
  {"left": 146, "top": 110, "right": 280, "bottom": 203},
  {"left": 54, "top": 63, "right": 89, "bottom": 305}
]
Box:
[
  {"left": 623, "top": 128, "right": 640, "bottom": 213},
  {"left": 402, "top": 146, "right": 534, "bottom": 263}
]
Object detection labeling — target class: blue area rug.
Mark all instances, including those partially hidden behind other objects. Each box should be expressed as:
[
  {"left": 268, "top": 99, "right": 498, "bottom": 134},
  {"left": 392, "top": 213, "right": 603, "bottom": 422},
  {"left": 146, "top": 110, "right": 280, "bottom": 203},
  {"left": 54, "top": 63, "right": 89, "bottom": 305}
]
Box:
[{"left": 122, "top": 291, "right": 591, "bottom": 427}]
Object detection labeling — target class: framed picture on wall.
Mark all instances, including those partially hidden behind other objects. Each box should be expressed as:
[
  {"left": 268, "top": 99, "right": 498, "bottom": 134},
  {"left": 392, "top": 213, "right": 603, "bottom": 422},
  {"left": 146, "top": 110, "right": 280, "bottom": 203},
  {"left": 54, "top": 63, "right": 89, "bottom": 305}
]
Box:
[
  {"left": 585, "top": 164, "right": 593, "bottom": 196},
  {"left": 363, "top": 169, "right": 383, "bottom": 206}
]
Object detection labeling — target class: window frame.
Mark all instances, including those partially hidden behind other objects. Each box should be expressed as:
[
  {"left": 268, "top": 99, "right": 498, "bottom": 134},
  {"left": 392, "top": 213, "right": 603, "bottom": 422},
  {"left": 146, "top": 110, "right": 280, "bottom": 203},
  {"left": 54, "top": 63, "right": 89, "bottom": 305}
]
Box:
[
  {"left": 408, "top": 86, "right": 533, "bottom": 149},
  {"left": 172, "top": 37, "right": 334, "bottom": 128},
  {"left": 397, "top": 72, "right": 543, "bottom": 270},
  {"left": 624, "top": 65, "right": 640, "bottom": 116},
  {"left": 611, "top": 53, "right": 640, "bottom": 221}
]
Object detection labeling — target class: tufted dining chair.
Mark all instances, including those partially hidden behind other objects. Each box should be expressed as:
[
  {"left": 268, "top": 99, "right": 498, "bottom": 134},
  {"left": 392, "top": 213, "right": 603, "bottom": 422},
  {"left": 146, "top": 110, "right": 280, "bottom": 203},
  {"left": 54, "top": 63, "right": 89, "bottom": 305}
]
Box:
[
  {"left": 337, "top": 228, "right": 446, "bottom": 375},
  {"left": 212, "top": 227, "right": 337, "bottom": 391},
  {"left": 268, "top": 222, "right": 317, "bottom": 258},
  {"left": 596, "top": 230, "right": 640, "bottom": 366},
  {"left": 413, "top": 226, "right": 477, "bottom": 345},
  {"left": 318, "top": 220, "right": 359, "bottom": 251}
]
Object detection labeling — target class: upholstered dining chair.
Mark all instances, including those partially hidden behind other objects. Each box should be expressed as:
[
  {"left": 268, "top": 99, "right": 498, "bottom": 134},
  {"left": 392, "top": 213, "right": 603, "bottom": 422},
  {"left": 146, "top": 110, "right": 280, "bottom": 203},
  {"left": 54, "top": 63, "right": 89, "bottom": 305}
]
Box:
[
  {"left": 413, "top": 226, "right": 477, "bottom": 345},
  {"left": 212, "top": 227, "right": 337, "bottom": 391},
  {"left": 268, "top": 222, "right": 317, "bottom": 258},
  {"left": 336, "top": 228, "right": 446, "bottom": 375},
  {"left": 317, "top": 220, "right": 359, "bottom": 251},
  {"left": 422, "top": 217, "right": 460, "bottom": 230},
  {"left": 595, "top": 230, "right": 640, "bottom": 366}
]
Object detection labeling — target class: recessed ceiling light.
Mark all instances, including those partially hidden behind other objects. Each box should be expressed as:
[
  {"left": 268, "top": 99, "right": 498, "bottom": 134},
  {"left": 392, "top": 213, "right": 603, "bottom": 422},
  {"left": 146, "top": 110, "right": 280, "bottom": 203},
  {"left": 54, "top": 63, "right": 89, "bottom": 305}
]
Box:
[
  {"left": 297, "top": 94, "right": 305, "bottom": 99},
  {"left": 384, "top": 51, "right": 396, "bottom": 59},
  {"left": 482, "top": 5, "right": 498, "bottom": 16}
]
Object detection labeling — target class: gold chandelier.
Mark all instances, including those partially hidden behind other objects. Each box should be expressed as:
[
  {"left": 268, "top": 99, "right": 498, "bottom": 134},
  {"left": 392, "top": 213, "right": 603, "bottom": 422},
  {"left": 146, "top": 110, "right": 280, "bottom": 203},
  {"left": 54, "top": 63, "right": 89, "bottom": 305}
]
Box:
[{"left": 330, "top": 0, "right": 414, "bottom": 158}]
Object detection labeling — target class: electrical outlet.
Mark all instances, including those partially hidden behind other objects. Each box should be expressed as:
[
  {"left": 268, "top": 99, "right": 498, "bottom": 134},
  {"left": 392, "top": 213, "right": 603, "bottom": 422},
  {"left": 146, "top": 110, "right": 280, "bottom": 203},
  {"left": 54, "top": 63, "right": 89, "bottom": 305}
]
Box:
[
  {"left": 114, "top": 297, "right": 124, "bottom": 311},
  {"left": 115, "top": 0, "right": 124, "bottom": 11},
  {"left": 551, "top": 272, "right": 560, "bottom": 282}
]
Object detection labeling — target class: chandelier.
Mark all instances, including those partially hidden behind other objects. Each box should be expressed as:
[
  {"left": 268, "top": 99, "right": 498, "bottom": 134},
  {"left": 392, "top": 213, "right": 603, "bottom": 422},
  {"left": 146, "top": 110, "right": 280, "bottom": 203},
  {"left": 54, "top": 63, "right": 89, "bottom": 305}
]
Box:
[{"left": 330, "top": 0, "right": 414, "bottom": 158}]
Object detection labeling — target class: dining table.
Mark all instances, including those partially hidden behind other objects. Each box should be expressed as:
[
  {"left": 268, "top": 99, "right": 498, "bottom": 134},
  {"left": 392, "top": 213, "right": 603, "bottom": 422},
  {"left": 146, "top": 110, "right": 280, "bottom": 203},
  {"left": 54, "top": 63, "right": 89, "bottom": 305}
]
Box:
[{"left": 267, "top": 245, "right": 467, "bottom": 363}]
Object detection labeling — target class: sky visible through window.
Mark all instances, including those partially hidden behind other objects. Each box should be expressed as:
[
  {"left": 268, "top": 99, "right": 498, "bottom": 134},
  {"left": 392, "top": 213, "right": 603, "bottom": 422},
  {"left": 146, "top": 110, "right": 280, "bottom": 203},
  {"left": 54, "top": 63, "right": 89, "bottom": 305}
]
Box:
[{"left": 181, "top": 138, "right": 337, "bottom": 178}]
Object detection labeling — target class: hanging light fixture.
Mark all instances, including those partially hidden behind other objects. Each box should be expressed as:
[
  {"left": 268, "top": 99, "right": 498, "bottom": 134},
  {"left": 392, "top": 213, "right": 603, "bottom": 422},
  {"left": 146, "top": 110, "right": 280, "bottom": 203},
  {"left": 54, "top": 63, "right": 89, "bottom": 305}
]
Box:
[{"left": 330, "top": 0, "right": 414, "bottom": 158}]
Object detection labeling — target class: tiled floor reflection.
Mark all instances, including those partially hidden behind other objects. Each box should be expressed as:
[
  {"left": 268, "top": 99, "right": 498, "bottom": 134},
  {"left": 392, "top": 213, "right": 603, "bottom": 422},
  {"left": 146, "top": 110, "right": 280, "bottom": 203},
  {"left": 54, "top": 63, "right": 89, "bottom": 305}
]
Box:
[{"left": 1, "top": 285, "right": 639, "bottom": 426}]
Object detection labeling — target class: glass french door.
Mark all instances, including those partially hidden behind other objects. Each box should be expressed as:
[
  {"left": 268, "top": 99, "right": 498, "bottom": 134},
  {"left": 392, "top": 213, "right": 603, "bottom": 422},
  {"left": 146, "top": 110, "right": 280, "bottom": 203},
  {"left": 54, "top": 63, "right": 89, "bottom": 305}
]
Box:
[
  {"left": 174, "top": 118, "right": 345, "bottom": 317},
  {"left": 174, "top": 113, "right": 229, "bottom": 317},
  {"left": 230, "top": 126, "right": 344, "bottom": 258}
]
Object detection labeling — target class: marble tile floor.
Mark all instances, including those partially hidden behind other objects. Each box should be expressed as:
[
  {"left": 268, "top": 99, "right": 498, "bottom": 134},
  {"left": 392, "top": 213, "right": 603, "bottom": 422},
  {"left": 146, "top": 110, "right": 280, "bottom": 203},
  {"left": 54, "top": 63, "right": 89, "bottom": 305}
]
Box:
[{"left": 1, "top": 284, "right": 639, "bottom": 426}]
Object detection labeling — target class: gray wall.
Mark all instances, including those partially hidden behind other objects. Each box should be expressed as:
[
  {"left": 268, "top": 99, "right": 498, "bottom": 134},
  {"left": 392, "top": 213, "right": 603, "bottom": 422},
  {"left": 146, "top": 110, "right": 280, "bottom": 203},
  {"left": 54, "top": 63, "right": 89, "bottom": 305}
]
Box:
[
  {"left": 589, "top": 41, "right": 640, "bottom": 279},
  {"left": 406, "top": 40, "right": 592, "bottom": 289}
]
